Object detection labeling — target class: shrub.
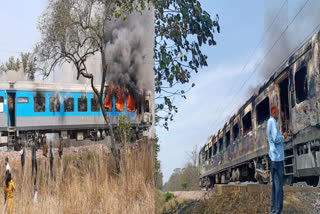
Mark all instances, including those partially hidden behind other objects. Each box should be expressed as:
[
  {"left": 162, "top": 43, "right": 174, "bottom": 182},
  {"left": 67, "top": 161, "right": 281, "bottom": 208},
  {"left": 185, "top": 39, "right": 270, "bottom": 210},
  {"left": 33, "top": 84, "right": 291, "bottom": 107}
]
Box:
[{"left": 164, "top": 192, "right": 175, "bottom": 202}]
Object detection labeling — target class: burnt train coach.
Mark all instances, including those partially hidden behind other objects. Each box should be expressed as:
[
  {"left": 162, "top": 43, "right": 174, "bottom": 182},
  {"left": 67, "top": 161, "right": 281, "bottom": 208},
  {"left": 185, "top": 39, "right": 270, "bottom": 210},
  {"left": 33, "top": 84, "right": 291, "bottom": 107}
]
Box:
[
  {"left": 0, "top": 81, "right": 152, "bottom": 149},
  {"left": 199, "top": 30, "right": 320, "bottom": 187}
]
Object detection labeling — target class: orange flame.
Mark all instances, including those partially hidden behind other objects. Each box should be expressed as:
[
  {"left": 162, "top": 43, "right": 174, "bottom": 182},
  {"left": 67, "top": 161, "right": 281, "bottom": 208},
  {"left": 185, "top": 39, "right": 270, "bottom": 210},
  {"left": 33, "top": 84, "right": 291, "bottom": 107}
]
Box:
[
  {"left": 115, "top": 85, "right": 124, "bottom": 112},
  {"left": 104, "top": 83, "right": 114, "bottom": 111},
  {"left": 126, "top": 92, "right": 135, "bottom": 112}
]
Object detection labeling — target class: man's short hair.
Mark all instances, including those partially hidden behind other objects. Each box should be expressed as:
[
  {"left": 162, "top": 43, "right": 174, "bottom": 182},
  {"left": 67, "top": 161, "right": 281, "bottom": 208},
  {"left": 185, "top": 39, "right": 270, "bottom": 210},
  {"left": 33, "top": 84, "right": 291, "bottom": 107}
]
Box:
[
  {"left": 5, "top": 157, "right": 8, "bottom": 162},
  {"left": 271, "top": 105, "right": 278, "bottom": 114}
]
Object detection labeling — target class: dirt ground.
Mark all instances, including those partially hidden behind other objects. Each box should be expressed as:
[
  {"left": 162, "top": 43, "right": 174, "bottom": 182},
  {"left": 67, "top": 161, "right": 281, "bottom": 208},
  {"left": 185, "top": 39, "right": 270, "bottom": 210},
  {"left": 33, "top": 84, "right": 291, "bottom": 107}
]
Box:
[{"left": 158, "top": 185, "right": 320, "bottom": 214}]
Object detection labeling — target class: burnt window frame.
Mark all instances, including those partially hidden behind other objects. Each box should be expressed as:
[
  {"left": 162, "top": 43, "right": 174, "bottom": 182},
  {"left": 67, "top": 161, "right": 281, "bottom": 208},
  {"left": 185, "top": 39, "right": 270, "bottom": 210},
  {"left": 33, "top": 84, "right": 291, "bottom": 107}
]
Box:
[
  {"left": 78, "top": 96, "right": 88, "bottom": 112},
  {"left": 205, "top": 147, "right": 208, "bottom": 161},
  {"left": 295, "top": 66, "right": 308, "bottom": 104},
  {"left": 219, "top": 137, "right": 223, "bottom": 152},
  {"left": 232, "top": 122, "right": 240, "bottom": 141},
  {"left": 64, "top": 97, "right": 74, "bottom": 112},
  {"left": 145, "top": 99, "right": 150, "bottom": 113},
  {"left": 90, "top": 97, "right": 100, "bottom": 112},
  {"left": 256, "top": 97, "right": 270, "bottom": 125},
  {"left": 208, "top": 146, "right": 212, "bottom": 158},
  {"left": 213, "top": 142, "right": 217, "bottom": 155},
  {"left": 225, "top": 130, "right": 231, "bottom": 148},
  {"left": 49, "top": 96, "right": 60, "bottom": 112},
  {"left": 212, "top": 137, "right": 217, "bottom": 155},
  {"left": 34, "top": 96, "right": 46, "bottom": 112},
  {"left": 242, "top": 111, "right": 252, "bottom": 135}
]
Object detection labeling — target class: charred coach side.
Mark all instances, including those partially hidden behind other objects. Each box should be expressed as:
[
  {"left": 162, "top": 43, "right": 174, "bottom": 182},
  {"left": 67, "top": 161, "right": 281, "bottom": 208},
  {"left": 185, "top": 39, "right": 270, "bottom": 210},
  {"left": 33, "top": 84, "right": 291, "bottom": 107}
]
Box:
[{"left": 199, "top": 30, "right": 320, "bottom": 188}]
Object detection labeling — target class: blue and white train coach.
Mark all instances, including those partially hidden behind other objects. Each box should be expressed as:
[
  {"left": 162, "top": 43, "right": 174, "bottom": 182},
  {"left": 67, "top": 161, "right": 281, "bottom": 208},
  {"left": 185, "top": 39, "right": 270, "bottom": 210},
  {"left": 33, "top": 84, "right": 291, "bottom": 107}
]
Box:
[{"left": 0, "top": 81, "right": 152, "bottom": 149}]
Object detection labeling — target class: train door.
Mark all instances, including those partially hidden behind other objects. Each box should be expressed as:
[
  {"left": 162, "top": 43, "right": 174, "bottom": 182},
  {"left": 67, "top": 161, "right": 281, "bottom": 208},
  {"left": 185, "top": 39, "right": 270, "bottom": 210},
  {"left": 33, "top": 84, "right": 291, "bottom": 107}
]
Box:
[
  {"left": 7, "top": 92, "right": 16, "bottom": 127},
  {"left": 279, "top": 76, "right": 291, "bottom": 133}
]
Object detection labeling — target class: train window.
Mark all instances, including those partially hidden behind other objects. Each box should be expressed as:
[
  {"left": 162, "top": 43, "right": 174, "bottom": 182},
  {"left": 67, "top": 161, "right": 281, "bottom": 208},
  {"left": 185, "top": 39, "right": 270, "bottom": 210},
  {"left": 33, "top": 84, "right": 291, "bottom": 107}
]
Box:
[
  {"left": 78, "top": 96, "right": 87, "bottom": 112},
  {"left": 34, "top": 96, "right": 45, "bottom": 112},
  {"left": 208, "top": 146, "right": 212, "bottom": 158},
  {"left": 0, "top": 96, "right": 3, "bottom": 112},
  {"left": 91, "top": 98, "right": 100, "bottom": 112},
  {"left": 137, "top": 98, "right": 142, "bottom": 114},
  {"left": 256, "top": 97, "right": 270, "bottom": 125},
  {"left": 219, "top": 138, "right": 223, "bottom": 152},
  {"left": 242, "top": 112, "right": 252, "bottom": 135},
  {"left": 233, "top": 123, "right": 239, "bottom": 140},
  {"left": 295, "top": 66, "right": 308, "bottom": 104},
  {"left": 126, "top": 93, "right": 135, "bottom": 112},
  {"left": 50, "top": 96, "right": 60, "bottom": 112},
  {"left": 115, "top": 86, "right": 124, "bottom": 112},
  {"left": 226, "top": 131, "right": 230, "bottom": 147},
  {"left": 213, "top": 143, "right": 217, "bottom": 155},
  {"left": 64, "top": 97, "right": 74, "bottom": 112},
  {"left": 17, "top": 97, "right": 29, "bottom": 103},
  {"left": 145, "top": 100, "right": 150, "bottom": 113}
]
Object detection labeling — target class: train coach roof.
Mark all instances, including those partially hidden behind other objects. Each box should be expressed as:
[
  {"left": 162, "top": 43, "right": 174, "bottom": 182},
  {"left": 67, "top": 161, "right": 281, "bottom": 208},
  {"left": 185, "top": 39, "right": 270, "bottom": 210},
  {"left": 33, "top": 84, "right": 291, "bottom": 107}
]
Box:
[
  {"left": 0, "top": 81, "right": 100, "bottom": 93},
  {"left": 204, "top": 28, "right": 319, "bottom": 145}
]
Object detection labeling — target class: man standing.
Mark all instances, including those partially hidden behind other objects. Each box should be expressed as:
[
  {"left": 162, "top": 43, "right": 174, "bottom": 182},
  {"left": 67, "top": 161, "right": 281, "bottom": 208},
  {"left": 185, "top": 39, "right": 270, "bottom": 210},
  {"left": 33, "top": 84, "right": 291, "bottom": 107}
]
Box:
[{"left": 267, "top": 106, "right": 287, "bottom": 214}]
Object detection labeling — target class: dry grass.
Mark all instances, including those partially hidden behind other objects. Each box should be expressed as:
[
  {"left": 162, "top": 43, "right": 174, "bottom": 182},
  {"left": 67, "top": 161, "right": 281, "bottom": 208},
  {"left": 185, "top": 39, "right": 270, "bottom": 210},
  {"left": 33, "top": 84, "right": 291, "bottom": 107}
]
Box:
[
  {"left": 0, "top": 141, "right": 154, "bottom": 214},
  {"left": 163, "top": 187, "right": 319, "bottom": 214}
]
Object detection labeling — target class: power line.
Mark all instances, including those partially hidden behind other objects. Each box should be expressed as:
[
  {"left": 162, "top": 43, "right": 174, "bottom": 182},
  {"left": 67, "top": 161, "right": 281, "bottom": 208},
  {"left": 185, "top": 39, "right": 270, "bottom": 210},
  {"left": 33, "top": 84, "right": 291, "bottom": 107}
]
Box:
[{"left": 206, "top": 0, "right": 311, "bottom": 141}]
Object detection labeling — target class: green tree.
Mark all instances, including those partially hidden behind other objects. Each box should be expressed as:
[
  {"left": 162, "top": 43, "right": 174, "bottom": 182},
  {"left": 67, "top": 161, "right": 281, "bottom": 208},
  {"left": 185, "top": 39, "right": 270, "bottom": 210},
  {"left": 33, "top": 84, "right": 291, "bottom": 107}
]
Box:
[
  {"left": 164, "top": 163, "right": 200, "bottom": 191},
  {"left": 155, "top": 134, "right": 163, "bottom": 189},
  {"left": 154, "top": 0, "right": 220, "bottom": 129},
  {"left": 155, "top": 167, "right": 163, "bottom": 190},
  {"left": 0, "top": 53, "right": 37, "bottom": 80},
  {"left": 0, "top": 56, "right": 21, "bottom": 72},
  {"left": 20, "top": 52, "right": 37, "bottom": 80}
]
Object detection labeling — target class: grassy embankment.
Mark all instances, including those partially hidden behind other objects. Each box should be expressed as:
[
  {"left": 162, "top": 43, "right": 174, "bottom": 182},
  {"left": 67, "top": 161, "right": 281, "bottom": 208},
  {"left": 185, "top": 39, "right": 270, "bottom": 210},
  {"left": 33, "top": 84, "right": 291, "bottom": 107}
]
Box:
[
  {"left": 156, "top": 186, "right": 319, "bottom": 214},
  {"left": 0, "top": 141, "right": 154, "bottom": 214}
]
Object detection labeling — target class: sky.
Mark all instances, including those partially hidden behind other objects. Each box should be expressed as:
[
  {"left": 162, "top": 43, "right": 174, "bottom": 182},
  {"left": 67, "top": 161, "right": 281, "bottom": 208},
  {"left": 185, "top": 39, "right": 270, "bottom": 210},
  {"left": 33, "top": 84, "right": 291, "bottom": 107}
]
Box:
[
  {"left": 0, "top": 0, "right": 320, "bottom": 184},
  {"left": 0, "top": 0, "right": 46, "bottom": 62}
]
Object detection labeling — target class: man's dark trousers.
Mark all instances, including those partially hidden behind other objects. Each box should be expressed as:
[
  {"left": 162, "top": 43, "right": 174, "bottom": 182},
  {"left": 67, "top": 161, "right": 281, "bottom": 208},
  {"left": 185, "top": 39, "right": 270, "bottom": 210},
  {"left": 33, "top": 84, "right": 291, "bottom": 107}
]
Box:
[{"left": 270, "top": 161, "right": 283, "bottom": 214}]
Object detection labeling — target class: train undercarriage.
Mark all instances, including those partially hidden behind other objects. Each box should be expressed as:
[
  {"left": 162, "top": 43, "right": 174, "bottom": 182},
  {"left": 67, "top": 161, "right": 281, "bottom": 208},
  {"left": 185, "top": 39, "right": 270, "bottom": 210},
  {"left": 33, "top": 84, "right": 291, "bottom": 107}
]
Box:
[{"left": 201, "top": 136, "right": 320, "bottom": 188}]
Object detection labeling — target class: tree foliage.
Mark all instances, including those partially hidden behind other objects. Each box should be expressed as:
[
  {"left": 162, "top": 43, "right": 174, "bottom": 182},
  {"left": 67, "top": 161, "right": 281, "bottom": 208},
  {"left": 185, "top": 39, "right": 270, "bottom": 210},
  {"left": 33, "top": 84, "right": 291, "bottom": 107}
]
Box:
[
  {"left": 0, "top": 53, "right": 37, "bottom": 80},
  {"left": 164, "top": 162, "right": 199, "bottom": 191},
  {"left": 154, "top": 134, "right": 163, "bottom": 189},
  {"left": 20, "top": 52, "right": 37, "bottom": 80},
  {"left": 0, "top": 56, "right": 21, "bottom": 72},
  {"left": 154, "top": 0, "right": 220, "bottom": 129}
]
